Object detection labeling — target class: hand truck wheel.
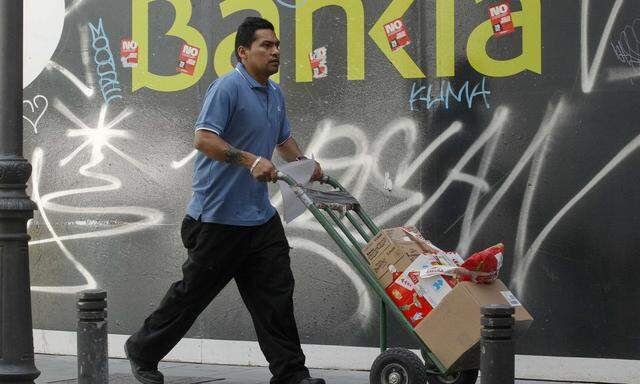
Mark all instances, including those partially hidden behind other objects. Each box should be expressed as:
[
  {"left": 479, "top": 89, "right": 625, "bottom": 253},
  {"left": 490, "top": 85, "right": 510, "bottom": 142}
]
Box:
[
  {"left": 421, "top": 349, "right": 479, "bottom": 384},
  {"left": 369, "top": 348, "right": 428, "bottom": 384},
  {"left": 426, "top": 369, "right": 478, "bottom": 384}
]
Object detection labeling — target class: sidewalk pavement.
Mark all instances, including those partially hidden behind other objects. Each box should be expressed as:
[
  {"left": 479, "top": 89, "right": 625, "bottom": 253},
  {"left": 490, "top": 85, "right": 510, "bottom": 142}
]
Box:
[{"left": 34, "top": 354, "right": 573, "bottom": 384}]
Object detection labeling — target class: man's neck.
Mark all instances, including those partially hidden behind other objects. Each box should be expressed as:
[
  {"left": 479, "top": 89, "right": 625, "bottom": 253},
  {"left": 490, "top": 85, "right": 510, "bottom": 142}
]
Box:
[{"left": 242, "top": 62, "right": 268, "bottom": 86}]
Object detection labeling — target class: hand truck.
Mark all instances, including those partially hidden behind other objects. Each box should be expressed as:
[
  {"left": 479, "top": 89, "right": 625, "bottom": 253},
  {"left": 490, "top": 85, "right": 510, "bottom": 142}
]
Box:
[{"left": 277, "top": 172, "right": 480, "bottom": 384}]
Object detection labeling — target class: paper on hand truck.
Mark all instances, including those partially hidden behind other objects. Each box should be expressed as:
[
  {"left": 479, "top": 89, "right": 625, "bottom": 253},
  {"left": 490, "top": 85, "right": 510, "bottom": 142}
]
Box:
[
  {"left": 419, "top": 251, "right": 465, "bottom": 287},
  {"left": 414, "top": 279, "right": 533, "bottom": 371},
  {"left": 276, "top": 159, "right": 317, "bottom": 223},
  {"left": 407, "top": 254, "right": 456, "bottom": 308},
  {"left": 362, "top": 227, "right": 439, "bottom": 288}
]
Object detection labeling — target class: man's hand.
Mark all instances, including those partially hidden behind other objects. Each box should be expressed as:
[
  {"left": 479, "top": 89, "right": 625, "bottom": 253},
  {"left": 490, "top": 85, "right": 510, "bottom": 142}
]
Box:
[
  {"left": 310, "top": 160, "right": 323, "bottom": 182},
  {"left": 250, "top": 157, "right": 278, "bottom": 183},
  {"left": 275, "top": 137, "right": 323, "bottom": 181}
]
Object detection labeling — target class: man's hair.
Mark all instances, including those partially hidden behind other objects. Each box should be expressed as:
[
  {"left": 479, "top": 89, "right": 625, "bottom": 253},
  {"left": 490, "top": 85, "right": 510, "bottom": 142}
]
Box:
[{"left": 235, "top": 17, "right": 275, "bottom": 62}]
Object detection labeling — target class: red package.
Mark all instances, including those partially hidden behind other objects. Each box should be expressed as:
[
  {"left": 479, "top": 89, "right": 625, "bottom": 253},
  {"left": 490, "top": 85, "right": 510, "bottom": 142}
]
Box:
[
  {"left": 386, "top": 273, "right": 432, "bottom": 327},
  {"left": 459, "top": 243, "right": 504, "bottom": 284}
]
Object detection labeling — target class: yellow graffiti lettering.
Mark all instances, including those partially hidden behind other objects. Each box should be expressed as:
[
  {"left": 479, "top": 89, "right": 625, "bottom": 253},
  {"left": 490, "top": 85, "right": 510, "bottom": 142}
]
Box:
[
  {"left": 436, "top": 0, "right": 455, "bottom": 77},
  {"left": 296, "top": 0, "right": 365, "bottom": 82},
  {"left": 467, "top": 0, "right": 542, "bottom": 77},
  {"left": 368, "top": 0, "right": 425, "bottom": 79},
  {"left": 214, "top": 0, "right": 280, "bottom": 82},
  {"left": 132, "top": 0, "right": 208, "bottom": 92}
]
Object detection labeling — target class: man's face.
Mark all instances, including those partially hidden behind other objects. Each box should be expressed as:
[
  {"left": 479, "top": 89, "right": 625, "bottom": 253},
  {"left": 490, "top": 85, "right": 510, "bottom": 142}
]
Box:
[{"left": 240, "top": 29, "right": 280, "bottom": 76}]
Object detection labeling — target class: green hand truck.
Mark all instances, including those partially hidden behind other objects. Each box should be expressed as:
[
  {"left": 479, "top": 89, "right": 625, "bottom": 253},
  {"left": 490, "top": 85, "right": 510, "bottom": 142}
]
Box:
[{"left": 277, "top": 171, "right": 480, "bottom": 384}]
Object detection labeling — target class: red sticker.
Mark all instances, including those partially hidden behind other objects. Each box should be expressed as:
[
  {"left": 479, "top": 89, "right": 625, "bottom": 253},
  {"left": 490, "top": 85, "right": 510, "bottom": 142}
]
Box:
[
  {"left": 176, "top": 43, "right": 200, "bottom": 76},
  {"left": 489, "top": 2, "right": 515, "bottom": 37},
  {"left": 384, "top": 18, "right": 411, "bottom": 52},
  {"left": 309, "top": 47, "right": 328, "bottom": 79},
  {"left": 120, "top": 39, "right": 139, "bottom": 68}
]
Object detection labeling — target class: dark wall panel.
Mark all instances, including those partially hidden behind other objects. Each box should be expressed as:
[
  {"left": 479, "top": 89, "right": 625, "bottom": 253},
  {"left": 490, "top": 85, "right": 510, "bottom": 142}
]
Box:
[{"left": 24, "top": 0, "right": 640, "bottom": 360}]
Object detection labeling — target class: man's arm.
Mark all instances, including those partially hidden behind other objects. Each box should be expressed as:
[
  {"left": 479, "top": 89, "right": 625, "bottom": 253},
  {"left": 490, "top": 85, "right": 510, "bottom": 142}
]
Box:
[
  {"left": 194, "top": 130, "right": 277, "bottom": 182},
  {"left": 276, "top": 136, "right": 303, "bottom": 162},
  {"left": 276, "top": 137, "right": 323, "bottom": 181}
]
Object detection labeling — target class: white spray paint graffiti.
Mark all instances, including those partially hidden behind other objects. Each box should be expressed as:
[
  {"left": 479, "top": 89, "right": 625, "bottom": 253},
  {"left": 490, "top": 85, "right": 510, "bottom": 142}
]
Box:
[
  {"left": 606, "top": 66, "right": 640, "bottom": 82},
  {"left": 80, "top": 24, "right": 97, "bottom": 89},
  {"left": 272, "top": 93, "right": 635, "bottom": 313},
  {"left": 168, "top": 95, "right": 636, "bottom": 324},
  {"left": 172, "top": 149, "right": 198, "bottom": 169},
  {"left": 66, "top": 0, "right": 93, "bottom": 17},
  {"left": 581, "top": 0, "right": 625, "bottom": 93},
  {"left": 31, "top": 148, "right": 98, "bottom": 294},
  {"left": 53, "top": 101, "right": 145, "bottom": 171},
  {"left": 456, "top": 129, "right": 501, "bottom": 260},
  {"left": 512, "top": 133, "right": 640, "bottom": 295},
  {"left": 46, "top": 61, "right": 95, "bottom": 98},
  {"left": 289, "top": 237, "right": 373, "bottom": 326},
  {"left": 514, "top": 107, "right": 556, "bottom": 262},
  {"left": 23, "top": 95, "right": 49, "bottom": 134},
  {"left": 406, "top": 109, "right": 508, "bottom": 227},
  {"left": 264, "top": 110, "right": 508, "bottom": 325},
  {"left": 610, "top": 19, "right": 640, "bottom": 73},
  {"left": 24, "top": 0, "right": 638, "bottom": 330},
  {"left": 275, "top": 0, "right": 310, "bottom": 9},
  {"left": 457, "top": 100, "right": 566, "bottom": 257},
  {"left": 29, "top": 102, "right": 164, "bottom": 294}
]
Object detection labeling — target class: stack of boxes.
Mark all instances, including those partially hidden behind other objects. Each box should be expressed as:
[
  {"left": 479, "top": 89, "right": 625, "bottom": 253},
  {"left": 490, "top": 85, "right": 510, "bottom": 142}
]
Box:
[
  {"left": 362, "top": 226, "right": 533, "bottom": 371},
  {"left": 363, "top": 227, "right": 463, "bottom": 327}
]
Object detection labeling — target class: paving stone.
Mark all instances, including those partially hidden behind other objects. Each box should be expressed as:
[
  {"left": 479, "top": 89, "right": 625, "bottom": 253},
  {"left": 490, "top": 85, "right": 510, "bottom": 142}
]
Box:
[{"left": 48, "top": 373, "right": 224, "bottom": 384}]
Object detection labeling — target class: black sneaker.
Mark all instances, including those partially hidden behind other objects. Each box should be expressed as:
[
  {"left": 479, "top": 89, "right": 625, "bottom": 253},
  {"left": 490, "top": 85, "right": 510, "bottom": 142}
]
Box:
[
  {"left": 124, "top": 341, "right": 164, "bottom": 384},
  {"left": 299, "top": 378, "right": 326, "bottom": 384}
]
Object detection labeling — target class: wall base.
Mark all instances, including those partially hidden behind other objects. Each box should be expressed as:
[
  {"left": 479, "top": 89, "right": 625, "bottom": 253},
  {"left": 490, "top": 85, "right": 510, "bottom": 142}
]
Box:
[{"left": 33, "top": 329, "right": 639, "bottom": 383}]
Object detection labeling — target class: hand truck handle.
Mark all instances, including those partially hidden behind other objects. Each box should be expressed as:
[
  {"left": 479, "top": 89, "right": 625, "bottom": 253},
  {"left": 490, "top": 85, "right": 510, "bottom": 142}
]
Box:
[{"left": 276, "top": 171, "right": 344, "bottom": 191}]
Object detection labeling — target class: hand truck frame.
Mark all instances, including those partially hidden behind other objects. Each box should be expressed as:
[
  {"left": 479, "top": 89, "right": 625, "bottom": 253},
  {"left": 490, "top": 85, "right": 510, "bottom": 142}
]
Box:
[{"left": 277, "top": 172, "right": 480, "bottom": 384}]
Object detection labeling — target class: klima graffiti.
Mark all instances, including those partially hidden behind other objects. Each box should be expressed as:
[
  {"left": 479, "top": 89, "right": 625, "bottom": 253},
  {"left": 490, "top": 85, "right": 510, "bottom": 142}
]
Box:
[{"left": 408, "top": 77, "right": 491, "bottom": 111}]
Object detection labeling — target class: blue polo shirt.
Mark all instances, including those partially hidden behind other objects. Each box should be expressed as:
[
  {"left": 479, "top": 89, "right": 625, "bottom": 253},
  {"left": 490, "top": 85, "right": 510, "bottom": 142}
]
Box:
[{"left": 186, "top": 63, "right": 292, "bottom": 225}]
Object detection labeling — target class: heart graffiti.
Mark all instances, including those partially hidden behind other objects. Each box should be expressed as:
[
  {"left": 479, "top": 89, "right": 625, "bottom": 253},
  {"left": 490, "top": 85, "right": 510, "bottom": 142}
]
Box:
[{"left": 23, "top": 95, "right": 49, "bottom": 134}]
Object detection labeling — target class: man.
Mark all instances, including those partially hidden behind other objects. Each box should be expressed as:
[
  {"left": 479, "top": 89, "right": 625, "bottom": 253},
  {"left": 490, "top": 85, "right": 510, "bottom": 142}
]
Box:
[{"left": 125, "top": 17, "right": 325, "bottom": 384}]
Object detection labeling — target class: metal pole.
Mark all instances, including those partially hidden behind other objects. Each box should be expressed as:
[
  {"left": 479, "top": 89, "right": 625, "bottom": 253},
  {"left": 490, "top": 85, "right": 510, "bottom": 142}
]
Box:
[
  {"left": 481, "top": 304, "right": 515, "bottom": 384},
  {"left": 0, "top": 0, "right": 41, "bottom": 382},
  {"left": 77, "top": 289, "right": 108, "bottom": 384},
  {"left": 379, "top": 301, "right": 387, "bottom": 353}
]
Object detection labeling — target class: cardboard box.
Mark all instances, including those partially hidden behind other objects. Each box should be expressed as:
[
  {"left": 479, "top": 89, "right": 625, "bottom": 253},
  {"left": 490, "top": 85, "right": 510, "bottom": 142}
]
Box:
[
  {"left": 378, "top": 255, "right": 414, "bottom": 288},
  {"left": 415, "top": 279, "right": 533, "bottom": 372},
  {"left": 362, "top": 227, "right": 438, "bottom": 287}
]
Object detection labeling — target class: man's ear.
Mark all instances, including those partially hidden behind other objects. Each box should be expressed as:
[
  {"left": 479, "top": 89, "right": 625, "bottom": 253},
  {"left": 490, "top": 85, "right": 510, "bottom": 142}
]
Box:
[{"left": 237, "top": 46, "right": 247, "bottom": 62}]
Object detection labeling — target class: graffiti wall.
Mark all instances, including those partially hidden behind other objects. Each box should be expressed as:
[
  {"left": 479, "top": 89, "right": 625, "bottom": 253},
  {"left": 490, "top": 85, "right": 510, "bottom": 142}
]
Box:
[{"left": 24, "top": 0, "right": 640, "bottom": 365}]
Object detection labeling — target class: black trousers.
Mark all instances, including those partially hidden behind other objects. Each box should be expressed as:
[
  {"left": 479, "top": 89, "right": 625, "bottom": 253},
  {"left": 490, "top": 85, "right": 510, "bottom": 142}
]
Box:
[{"left": 126, "top": 214, "right": 309, "bottom": 384}]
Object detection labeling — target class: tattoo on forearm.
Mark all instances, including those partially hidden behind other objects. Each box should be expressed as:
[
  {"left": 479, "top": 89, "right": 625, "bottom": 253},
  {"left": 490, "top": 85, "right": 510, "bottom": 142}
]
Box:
[{"left": 224, "top": 147, "right": 245, "bottom": 165}]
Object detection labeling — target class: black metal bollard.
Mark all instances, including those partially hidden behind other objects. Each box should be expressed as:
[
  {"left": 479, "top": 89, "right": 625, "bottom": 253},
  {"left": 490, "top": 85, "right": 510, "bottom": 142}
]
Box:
[
  {"left": 77, "top": 289, "right": 109, "bottom": 384},
  {"left": 480, "top": 304, "right": 515, "bottom": 384}
]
